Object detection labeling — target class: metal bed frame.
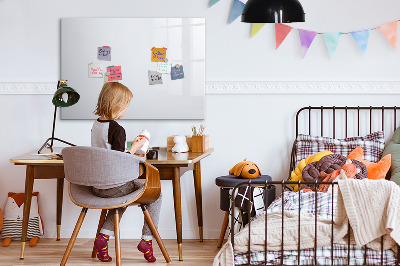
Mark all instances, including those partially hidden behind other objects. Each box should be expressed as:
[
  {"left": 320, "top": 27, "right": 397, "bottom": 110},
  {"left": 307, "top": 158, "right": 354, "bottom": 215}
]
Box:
[{"left": 230, "top": 106, "right": 400, "bottom": 266}]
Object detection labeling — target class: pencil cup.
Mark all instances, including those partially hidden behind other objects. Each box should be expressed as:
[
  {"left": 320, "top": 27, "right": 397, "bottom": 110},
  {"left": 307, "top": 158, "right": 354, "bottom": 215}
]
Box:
[{"left": 191, "top": 135, "right": 209, "bottom": 153}]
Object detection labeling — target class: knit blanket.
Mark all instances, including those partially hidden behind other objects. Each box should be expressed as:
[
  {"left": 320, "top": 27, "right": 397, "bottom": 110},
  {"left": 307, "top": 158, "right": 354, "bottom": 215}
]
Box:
[
  {"left": 335, "top": 178, "right": 399, "bottom": 251},
  {"left": 213, "top": 210, "right": 344, "bottom": 266},
  {"left": 213, "top": 179, "right": 400, "bottom": 266}
]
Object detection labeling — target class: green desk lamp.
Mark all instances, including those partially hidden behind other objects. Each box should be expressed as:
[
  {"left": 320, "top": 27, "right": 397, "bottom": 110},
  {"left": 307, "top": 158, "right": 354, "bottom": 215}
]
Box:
[{"left": 38, "top": 80, "right": 80, "bottom": 154}]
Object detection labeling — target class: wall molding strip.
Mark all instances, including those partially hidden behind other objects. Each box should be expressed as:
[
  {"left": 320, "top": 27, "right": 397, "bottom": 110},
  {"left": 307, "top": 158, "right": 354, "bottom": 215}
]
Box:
[
  {"left": 0, "top": 83, "right": 56, "bottom": 94},
  {"left": 1, "top": 81, "right": 400, "bottom": 95},
  {"left": 206, "top": 81, "right": 400, "bottom": 94}
]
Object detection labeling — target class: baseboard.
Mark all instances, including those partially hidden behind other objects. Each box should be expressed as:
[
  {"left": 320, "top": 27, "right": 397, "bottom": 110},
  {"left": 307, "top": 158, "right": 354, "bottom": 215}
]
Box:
[{"left": 1, "top": 81, "right": 400, "bottom": 94}]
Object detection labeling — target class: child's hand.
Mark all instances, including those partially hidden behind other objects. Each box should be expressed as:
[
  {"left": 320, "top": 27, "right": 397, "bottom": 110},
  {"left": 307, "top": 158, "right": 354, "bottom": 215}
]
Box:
[
  {"left": 128, "top": 137, "right": 147, "bottom": 155},
  {"left": 134, "top": 149, "right": 149, "bottom": 157},
  {"left": 135, "top": 148, "right": 149, "bottom": 157}
]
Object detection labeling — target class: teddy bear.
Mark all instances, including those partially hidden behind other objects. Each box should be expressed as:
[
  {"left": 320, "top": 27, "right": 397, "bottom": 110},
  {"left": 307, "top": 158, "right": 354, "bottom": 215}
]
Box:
[
  {"left": 1, "top": 192, "right": 44, "bottom": 247},
  {"left": 172, "top": 135, "right": 189, "bottom": 153},
  {"left": 229, "top": 159, "right": 261, "bottom": 179}
]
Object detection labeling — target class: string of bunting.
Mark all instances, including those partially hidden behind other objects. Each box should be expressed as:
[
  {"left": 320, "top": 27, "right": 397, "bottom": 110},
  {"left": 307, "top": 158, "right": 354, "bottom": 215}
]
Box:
[{"left": 210, "top": 0, "right": 399, "bottom": 58}]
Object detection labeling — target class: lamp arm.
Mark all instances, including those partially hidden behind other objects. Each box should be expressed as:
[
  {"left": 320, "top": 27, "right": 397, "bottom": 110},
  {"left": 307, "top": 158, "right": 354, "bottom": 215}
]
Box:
[
  {"left": 50, "top": 105, "right": 57, "bottom": 148},
  {"left": 50, "top": 80, "right": 61, "bottom": 148}
]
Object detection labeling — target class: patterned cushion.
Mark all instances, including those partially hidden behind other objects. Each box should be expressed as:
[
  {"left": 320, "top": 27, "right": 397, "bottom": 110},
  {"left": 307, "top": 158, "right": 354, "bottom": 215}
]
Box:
[{"left": 294, "top": 131, "right": 385, "bottom": 167}]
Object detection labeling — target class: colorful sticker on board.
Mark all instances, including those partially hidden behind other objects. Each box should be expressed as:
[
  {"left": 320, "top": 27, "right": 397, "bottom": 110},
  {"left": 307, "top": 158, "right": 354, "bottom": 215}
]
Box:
[
  {"left": 148, "top": 71, "right": 163, "bottom": 85},
  {"left": 98, "top": 46, "right": 111, "bottom": 61},
  {"left": 151, "top": 47, "right": 167, "bottom": 62},
  {"left": 104, "top": 71, "right": 110, "bottom": 83},
  {"left": 107, "top": 65, "right": 122, "bottom": 81},
  {"left": 88, "top": 63, "right": 104, "bottom": 78},
  {"left": 171, "top": 65, "right": 184, "bottom": 80},
  {"left": 157, "top": 62, "right": 171, "bottom": 74}
]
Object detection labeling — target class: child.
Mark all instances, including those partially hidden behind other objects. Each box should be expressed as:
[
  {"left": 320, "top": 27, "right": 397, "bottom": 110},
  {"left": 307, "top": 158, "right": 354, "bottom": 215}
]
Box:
[{"left": 91, "top": 82, "right": 162, "bottom": 263}]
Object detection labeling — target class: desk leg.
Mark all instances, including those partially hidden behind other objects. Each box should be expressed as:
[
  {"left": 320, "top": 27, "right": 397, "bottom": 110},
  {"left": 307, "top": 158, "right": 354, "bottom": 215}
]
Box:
[
  {"left": 56, "top": 178, "right": 64, "bottom": 241},
  {"left": 193, "top": 161, "right": 203, "bottom": 242},
  {"left": 172, "top": 167, "right": 183, "bottom": 261},
  {"left": 20, "top": 165, "right": 35, "bottom": 259}
]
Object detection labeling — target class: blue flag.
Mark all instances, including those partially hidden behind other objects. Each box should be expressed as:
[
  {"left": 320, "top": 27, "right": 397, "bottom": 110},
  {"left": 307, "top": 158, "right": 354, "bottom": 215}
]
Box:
[
  {"left": 351, "top": 29, "right": 370, "bottom": 55},
  {"left": 229, "top": 0, "right": 245, "bottom": 23},
  {"left": 209, "top": 0, "right": 220, "bottom": 7},
  {"left": 323, "top": 33, "right": 341, "bottom": 58}
]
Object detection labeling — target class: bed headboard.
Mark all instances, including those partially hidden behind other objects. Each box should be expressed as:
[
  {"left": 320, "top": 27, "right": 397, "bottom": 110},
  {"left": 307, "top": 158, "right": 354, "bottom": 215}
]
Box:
[
  {"left": 295, "top": 106, "right": 400, "bottom": 138},
  {"left": 290, "top": 106, "right": 400, "bottom": 179}
]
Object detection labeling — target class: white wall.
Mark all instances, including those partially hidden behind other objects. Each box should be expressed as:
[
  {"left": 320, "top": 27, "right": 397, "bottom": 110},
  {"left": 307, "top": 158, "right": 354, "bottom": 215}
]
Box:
[{"left": 1, "top": 0, "right": 400, "bottom": 240}]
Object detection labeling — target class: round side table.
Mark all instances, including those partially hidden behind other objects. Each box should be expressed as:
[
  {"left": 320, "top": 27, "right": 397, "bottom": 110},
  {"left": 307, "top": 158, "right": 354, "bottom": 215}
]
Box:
[{"left": 215, "top": 175, "right": 275, "bottom": 248}]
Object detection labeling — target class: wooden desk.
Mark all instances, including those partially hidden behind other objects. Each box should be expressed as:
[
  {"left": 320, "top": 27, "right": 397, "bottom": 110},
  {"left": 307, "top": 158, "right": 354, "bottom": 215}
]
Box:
[{"left": 10, "top": 147, "right": 213, "bottom": 261}]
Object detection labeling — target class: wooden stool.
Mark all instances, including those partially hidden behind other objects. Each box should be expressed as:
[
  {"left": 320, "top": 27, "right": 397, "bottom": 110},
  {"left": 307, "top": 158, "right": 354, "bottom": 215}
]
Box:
[{"left": 215, "top": 175, "right": 275, "bottom": 248}]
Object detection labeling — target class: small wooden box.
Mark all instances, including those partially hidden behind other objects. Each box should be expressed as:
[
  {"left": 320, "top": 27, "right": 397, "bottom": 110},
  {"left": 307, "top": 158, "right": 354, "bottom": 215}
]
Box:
[
  {"left": 191, "top": 135, "right": 209, "bottom": 153},
  {"left": 167, "top": 135, "right": 192, "bottom": 151}
]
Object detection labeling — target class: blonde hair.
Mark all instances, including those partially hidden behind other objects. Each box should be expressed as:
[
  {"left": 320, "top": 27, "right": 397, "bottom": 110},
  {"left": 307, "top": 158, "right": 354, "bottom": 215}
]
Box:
[{"left": 95, "top": 82, "right": 133, "bottom": 120}]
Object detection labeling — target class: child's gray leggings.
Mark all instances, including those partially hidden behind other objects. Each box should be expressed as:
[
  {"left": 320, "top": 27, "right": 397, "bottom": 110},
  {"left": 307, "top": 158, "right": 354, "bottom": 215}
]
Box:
[{"left": 92, "top": 179, "right": 162, "bottom": 240}]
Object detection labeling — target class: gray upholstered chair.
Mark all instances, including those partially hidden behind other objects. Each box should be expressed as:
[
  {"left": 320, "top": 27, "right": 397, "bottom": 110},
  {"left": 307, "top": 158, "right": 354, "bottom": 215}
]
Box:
[{"left": 60, "top": 146, "right": 171, "bottom": 265}]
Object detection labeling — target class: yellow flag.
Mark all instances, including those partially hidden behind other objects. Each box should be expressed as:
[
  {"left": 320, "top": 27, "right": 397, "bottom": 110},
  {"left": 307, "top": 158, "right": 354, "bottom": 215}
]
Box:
[{"left": 251, "top": 23, "right": 266, "bottom": 38}]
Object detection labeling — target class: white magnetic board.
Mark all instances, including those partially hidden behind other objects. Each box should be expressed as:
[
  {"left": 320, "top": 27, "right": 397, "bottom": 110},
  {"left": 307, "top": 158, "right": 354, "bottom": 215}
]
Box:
[{"left": 61, "top": 18, "right": 205, "bottom": 120}]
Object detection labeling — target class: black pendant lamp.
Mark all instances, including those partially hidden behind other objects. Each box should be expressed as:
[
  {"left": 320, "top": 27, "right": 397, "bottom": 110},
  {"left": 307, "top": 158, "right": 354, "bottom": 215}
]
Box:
[{"left": 242, "top": 0, "right": 305, "bottom": 23}]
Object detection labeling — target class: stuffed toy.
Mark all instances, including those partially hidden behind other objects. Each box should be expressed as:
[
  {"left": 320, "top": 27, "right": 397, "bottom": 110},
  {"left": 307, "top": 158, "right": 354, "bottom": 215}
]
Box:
[
  {"left": 172, "top": 135, "right": 189, "bottom": 153},
  {"left": 1, "top": 192, "right": 44, "bottom": 247},
  {"left": 289, "top": 150, "right": 333, "bottom": 191},
  {"left": 348, "top": 146, "right": 391, "bottom": 180},
  {"left": 229, "top": 159, "right": 261, "bottom": 179}
]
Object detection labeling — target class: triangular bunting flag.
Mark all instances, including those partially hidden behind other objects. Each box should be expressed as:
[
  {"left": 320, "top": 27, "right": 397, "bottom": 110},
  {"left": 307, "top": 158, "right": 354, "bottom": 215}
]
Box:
[
  {"left": 378, "top": 21, "right": 398, "bottom": 50},
  {"left": 298, "top": 29, "right": 317, "bottom": 58},
  {"left": 209, "top": 0, "right": 220, "bottom": 7},
  {"left": 275, "top": 23, "right": 293, "bottom": 49},
  {"left": 251, "top": 23, "right": 266, "bottom": 38},
  {"left": 229, "top": 0, "right": 245, "bottom": 24},
  {"left": 323, "top": 33, "right": 341, "bottom": 58},
  {"left": 351, "top": 29, "right": 370, "bottom": 55}
]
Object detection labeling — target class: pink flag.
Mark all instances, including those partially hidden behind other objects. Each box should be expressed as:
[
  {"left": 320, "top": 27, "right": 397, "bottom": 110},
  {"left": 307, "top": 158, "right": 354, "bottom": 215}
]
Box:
[
  {"left": 378, "top": 21, "right": 398, "bottom": 50},
  {"left": 298, "top": 29, "right": 317, "bottom": 58},
  {"left": 275, "top": 23, "right": 293, "bottom": 49}
]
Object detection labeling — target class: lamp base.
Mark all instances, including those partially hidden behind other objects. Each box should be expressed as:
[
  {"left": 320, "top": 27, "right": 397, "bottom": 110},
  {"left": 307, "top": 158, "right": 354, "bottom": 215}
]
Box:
[{"left": 38, "top": 137, "right": 76, "bottom": 154}]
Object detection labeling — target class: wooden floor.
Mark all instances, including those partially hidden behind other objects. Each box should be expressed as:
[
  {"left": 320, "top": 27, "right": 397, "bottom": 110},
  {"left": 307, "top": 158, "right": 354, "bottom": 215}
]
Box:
[{"left": 0, "top": 239, "right": 221, "bottom": 265}]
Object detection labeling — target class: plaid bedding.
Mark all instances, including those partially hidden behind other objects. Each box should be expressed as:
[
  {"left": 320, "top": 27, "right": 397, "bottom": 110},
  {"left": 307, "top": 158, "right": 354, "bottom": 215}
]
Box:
[
  {"left": 294, "top": 131, "right": 385, "bottom": 166},
  {"left": 234, "top": 191, "right": 397, "bottom": 265},
  {"left": 234, "top": 244, "right": 397, "bottom": 265}
]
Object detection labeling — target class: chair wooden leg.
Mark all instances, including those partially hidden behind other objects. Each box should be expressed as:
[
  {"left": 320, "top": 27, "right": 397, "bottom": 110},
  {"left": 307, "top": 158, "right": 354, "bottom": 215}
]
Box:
[
  {"left": 114, "top": 210, "right": 121, "bottom": 266},
  {"left": 217, "top": 211, "right": 230, "bottom": 248},
  {"left": 141, "top": 205, "right": 171, "bottom": 263},
  {"left": 60, "top": 208, "right": 88, "bottom": 266},
  {"left": 91, "top": 209, "right": 108, "bottom": 258}
]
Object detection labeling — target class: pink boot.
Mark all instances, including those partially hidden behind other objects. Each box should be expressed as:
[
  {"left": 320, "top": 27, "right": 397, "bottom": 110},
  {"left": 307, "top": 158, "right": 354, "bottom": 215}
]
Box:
[
  {"left": 137, "top": 239, "right": 156, "bottom": 262},
  {"left": 94, "top": 233, "right": 112, "bottom": 262}
]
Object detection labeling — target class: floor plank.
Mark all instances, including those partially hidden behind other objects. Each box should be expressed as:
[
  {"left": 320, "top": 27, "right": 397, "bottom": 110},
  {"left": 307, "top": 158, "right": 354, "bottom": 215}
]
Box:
[{"left": 0, "top": 239, "right": 221, "bottom": 265}]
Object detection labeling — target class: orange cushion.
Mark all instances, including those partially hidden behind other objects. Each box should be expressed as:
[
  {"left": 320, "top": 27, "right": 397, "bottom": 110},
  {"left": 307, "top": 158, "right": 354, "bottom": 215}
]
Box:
[{"left": 348, "top": 146, "right": 391, "bottom": 180}]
